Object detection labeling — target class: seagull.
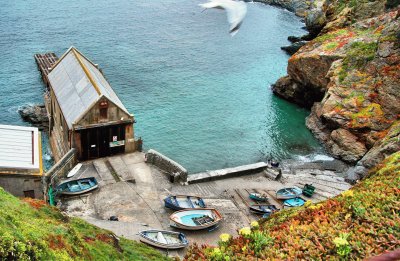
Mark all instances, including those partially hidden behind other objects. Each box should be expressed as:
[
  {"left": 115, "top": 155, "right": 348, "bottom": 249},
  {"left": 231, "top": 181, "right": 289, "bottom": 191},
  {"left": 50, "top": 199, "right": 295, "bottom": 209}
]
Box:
[{"left": 199, "top": 0, "right": 247, "bottom": 36}]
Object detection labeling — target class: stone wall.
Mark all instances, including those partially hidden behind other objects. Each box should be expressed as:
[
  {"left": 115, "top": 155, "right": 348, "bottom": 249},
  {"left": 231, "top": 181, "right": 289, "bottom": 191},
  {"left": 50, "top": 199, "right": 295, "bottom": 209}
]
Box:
[
  {"left": 45, "top": 148, "right": 77, "bottom": 188},
  {"left": 0, "top": 175, "right": 43, "bottom": 199},
  {"left": 145, "top": 149, "right": 188, "bottom": 183}
]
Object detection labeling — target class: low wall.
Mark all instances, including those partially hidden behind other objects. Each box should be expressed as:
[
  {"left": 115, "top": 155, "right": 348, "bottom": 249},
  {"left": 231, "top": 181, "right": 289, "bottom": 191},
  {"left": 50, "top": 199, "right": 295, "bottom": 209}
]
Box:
[
  {"left": 187, "top": 162, "right": 268, "bottom": 184},
  {"left": 45, "top": 148, "right": 77, "bottom": 187},
  {"left": 145, "top": 149, "right": 188, "bottom": 183}
]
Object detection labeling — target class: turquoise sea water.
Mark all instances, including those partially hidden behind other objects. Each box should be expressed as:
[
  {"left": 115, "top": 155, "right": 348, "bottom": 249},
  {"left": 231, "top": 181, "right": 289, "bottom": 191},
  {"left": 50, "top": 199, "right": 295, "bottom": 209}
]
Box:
[{"left": 0, "top": 0, "right": 323, "bottom": 173}]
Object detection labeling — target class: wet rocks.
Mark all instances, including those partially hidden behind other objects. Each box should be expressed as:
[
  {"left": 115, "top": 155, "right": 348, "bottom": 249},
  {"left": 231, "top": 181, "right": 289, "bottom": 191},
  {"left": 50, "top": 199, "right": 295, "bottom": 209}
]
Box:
[
  {"left": 281, "top": 41, "right": 308, "bottom": 55},
  {"left": 18, "top": 104, "right": 49, "bottom": 130},
  {"left": 272, "top": 75, "right": 324, "bottom": 108}
]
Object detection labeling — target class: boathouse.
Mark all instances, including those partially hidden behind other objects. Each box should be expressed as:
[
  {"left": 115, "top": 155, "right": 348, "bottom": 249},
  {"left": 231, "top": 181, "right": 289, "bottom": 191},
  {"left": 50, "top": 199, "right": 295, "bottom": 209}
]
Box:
[
  {"left": 43, "top": 47, "right": 136, "bottom": 161},
  {"left": 0, "top": 124, "right": 43, "bottom": 199}
]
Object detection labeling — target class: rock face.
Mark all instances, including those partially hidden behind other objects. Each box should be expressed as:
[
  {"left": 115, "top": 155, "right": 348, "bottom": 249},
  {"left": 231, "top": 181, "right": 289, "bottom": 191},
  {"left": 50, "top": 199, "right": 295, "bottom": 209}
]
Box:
[
  {"left": 18, "top": 104, "right": 49, "bottom": 130},
  {"left": 272, "top": 3, "right": 400, "bottom": 182},
  {"left": 281, "top": 41, "right": 308, "bottom": 55}
]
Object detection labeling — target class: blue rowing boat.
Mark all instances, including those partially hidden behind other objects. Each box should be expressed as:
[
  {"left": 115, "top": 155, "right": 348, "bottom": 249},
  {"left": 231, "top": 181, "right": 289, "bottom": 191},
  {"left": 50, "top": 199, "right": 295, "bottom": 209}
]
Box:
[
  {"left": 283, "top": 197, "right": 306, "bottom": 207},
  {"left": 164, "top": 195, "right": 206, "bottom": 211},
  {"left": 56, "top": 177, "right": 98, "bottom": 196},
  {"left": 276, "top": 187, "right": 302, "bottom": 199}
]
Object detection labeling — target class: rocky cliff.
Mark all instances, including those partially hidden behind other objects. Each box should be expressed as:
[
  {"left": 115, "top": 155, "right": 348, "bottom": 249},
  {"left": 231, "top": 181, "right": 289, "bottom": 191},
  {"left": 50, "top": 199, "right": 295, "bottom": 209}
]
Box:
[{"left": 271, "top": 0, "right": 399, "bottom": 181}]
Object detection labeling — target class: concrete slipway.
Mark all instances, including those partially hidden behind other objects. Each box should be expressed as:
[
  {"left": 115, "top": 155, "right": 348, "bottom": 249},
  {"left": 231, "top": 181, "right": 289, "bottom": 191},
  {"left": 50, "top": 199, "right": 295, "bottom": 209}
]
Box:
[{"left": 59, "top": 152, "right": 350, "bottom": 257}]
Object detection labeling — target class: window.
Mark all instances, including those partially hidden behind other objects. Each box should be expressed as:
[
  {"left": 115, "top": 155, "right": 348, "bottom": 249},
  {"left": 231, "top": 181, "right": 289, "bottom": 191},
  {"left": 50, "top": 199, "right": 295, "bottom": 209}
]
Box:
[
  {"left": 100, "top": 107, "right": 108, "bottom": 119},
  {"left": 23, "top": 190, "right": 35, "bottom": 198},
  {"left": 99, "top": 100, "right": 108, "bottom": 120}
]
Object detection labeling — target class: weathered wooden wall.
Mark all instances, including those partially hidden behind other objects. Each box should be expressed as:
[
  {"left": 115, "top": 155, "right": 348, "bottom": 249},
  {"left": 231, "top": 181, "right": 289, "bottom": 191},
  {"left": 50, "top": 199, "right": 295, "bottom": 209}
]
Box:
[{"left": 76, "top": 98, "right": 133, "bottom": 127}]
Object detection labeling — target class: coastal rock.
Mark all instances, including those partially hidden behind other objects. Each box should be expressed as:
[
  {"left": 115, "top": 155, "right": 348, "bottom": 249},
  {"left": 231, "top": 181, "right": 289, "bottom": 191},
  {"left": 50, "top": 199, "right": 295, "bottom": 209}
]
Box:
[
  {"left": 288, "top": 34, "right": 314, "bottom": 43},
  {"left": 281, "top": 41, "right": 308, "bottom": 55},
  {"left": 358, "top": 121, "right": 400, "bottom": 170},
  {"left": 18, "top": 104, "right": 49, "bottom": 130},
  {"left": 279, "top": 9, "right": 399, "bottom": 178},
  {"left": 329, "top": 128, "right": 367, "bottom": 163},
  {"left": 306, "top": 8, "right": 327, "bottom": 36},
  {"left": 272, "top": 75, "right": 324, "bottom": 108}
]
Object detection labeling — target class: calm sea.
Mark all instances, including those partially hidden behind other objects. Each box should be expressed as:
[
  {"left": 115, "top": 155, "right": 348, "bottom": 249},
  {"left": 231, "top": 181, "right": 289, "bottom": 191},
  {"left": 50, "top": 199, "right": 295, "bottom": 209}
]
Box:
[{"left": 0, "top": 0, "right": 324, "bottom": 173}]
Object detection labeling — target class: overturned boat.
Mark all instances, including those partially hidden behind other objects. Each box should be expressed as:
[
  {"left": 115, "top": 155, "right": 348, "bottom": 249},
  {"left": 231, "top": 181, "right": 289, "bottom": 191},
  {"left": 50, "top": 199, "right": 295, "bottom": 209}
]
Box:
[
  {"left": 169, "top": 208, "right": 223, "bottom": 230},
  {"left": 276, "top": 187, "right": 302, "bottom": 199},
  {"left": 138, "top": 229, "right": 189, "bottom": 249},
  {"left": 164, "top": 195, "right": 206, "bottom": 210},
  {"left": 55, "top": 177, "right": 98, "bottom": 196}
]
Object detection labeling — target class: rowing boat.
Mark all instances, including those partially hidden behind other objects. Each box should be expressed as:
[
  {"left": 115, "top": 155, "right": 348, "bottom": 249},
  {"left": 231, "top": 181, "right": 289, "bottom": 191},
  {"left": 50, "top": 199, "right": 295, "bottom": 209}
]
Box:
[
  {"left": 164, "top": 195, "right": 206, "bottom": 210},
  {"left": 276, "top": 187, "right": 302, "bottom": 199},
  {"left": 56, "top": 177, "right": 98, "bottom": 195},
  {"left": 138, "top": 229, "right": 188, "bottom": 249},
  {"left": 169, "top": 208, "right": 223, "bottom": 230}
]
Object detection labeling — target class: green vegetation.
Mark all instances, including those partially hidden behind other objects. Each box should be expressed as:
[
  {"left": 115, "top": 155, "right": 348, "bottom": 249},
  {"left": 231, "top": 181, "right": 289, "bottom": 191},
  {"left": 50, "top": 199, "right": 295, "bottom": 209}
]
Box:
[
  {"left": 339, "top": 41, "right": 378, "bottom": 82},
  {"left": 315, "top": 29, "right": 350, "bottom": 43},
  {"left": 185, "top": 152, "right": 400, "bottom": 260},
  {"left": 0, "top": 189, "right": 169, "bottom": 260}
]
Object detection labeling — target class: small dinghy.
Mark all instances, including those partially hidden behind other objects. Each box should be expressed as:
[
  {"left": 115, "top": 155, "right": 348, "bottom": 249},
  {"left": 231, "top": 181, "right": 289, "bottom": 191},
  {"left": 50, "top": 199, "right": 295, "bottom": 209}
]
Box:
[
  {"left": 164, "top": 195, "right": 206, "bottom": 211},
  {"left": 67, "top": 163, "right": 82, "bottom": 178},
  {"left": 249, "top": 204, "right": 279, "bottom": 215},
  {"left": 138, "top": 230, "right": 188, "bottom": 249},
  {"left": 169, "top": 208, "right": 223, "bottom": 230},
  {"left": 276, "top": 187, "right": 302, "bottom": 199},
  {"left": 249, "top": 192, "right": 269, "bottom": 202},
  {"left": 283, "top": 197, "right": 306, "bottom": 208},
  {"left": 56, "top": 177, "right": 98, "bottom": 196}
]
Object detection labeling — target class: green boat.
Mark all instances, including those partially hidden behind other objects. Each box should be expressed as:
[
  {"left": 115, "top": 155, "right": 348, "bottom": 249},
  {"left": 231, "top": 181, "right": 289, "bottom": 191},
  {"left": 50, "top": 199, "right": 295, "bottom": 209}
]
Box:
[
  {"left": 249, "top": 192, "right": 269, "bottom": 202},
  {"left": 55, "top": 177, "right": 98, "bottom": 196}
]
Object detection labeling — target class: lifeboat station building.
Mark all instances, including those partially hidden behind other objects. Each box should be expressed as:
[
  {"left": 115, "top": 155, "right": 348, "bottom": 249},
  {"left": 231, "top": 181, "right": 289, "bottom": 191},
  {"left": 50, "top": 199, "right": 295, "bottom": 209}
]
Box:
[
  {"left": 40, "top": 47, "right": 137, "bottom": 162},
  {"left": 0, "top": 124, "right": 43, "bottom": 199}
]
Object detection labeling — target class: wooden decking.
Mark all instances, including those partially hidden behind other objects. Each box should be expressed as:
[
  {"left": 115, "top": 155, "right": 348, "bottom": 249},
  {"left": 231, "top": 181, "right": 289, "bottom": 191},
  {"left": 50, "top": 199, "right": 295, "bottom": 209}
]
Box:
[{"left": 34, "top": 53, "right": 58, "bottom": 88}]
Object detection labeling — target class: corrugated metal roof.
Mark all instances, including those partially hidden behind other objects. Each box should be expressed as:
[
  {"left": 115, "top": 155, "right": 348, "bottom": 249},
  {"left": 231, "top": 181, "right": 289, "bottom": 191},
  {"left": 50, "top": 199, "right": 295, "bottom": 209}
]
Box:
[
  {"left": 0, "top": 125, "right": 40, "bottom": 171},
  {"left": 47, "top": 47, "right": 129, "bottom": 129}
]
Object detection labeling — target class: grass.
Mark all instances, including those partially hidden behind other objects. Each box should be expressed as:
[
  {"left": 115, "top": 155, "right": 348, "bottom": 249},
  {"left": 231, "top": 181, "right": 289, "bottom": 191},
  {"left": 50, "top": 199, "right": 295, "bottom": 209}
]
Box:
[
  {"left": 185, "top": 152, "right": 400, "bottom": 260},
  {"left": 0, "top": 189, "right": 170, "bottom": 260}
]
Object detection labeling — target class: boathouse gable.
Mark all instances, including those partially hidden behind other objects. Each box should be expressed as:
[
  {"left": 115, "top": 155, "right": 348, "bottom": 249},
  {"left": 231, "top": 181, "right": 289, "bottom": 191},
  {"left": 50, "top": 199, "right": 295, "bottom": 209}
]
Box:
[{"left": 74, "top": 96, "right": 133, "bottom": 128}]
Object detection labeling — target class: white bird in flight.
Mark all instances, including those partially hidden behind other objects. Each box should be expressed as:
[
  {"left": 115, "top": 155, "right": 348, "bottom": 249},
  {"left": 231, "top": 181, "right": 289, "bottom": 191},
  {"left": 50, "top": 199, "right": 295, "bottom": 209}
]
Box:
[{"left": 199, "top": 0, "right": 248, "bottom": 36}]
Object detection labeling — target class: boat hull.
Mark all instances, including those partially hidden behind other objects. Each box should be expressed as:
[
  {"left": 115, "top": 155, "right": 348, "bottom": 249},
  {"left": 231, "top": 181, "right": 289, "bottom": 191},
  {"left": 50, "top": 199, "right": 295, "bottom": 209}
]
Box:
[
  {"left": 283, "top": 197, "right": 306, "bottom": 207},
  {"left": 56, "top": 177, "right": 98, "bottom": 196},
  {"left": 169, "top": 208, "right": 223, "bottom": 230},
  {"left": 276, "top": 187, "right": 302, "bottom": 199},
  {"left": 249, "top": 193, "right": 268, "bottom": 202},
  {"left": 164, "top": 195, "right": 206, "bottom": 211},
  {"left": 249, "top": 204, "right": 279, "bottom": 215},
  {"left": 138, "top": 230, "right": 188, "bottom": 249}
]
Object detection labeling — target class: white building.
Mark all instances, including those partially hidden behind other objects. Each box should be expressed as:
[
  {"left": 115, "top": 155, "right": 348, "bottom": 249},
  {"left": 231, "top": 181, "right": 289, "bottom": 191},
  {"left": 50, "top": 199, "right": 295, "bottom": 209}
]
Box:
[{"left": 0, "top": 124, "right": 43, "bottom": 198}]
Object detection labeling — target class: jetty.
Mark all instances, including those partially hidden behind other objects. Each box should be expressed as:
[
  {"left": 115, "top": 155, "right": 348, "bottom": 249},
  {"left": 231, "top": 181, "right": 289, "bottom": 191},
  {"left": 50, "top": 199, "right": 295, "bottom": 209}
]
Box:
[
  {"left": 188, "top": 162, "right": 268, "bottom": 183},
  {"left": 34, "top": 53, "right": 58, "bottom": 89}
]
